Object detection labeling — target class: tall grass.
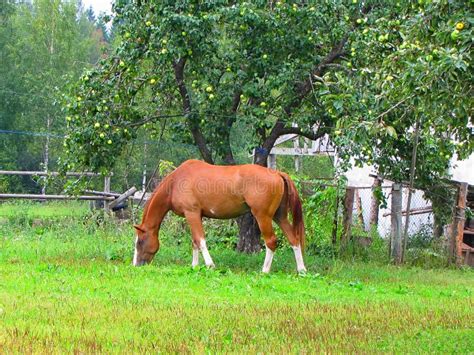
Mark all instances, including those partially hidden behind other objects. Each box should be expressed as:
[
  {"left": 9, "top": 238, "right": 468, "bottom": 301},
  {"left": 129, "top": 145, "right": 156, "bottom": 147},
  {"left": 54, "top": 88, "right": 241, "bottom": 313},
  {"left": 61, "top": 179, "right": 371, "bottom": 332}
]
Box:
[{"left": 0, "top": 202, "right": 472, "bottom": 352}]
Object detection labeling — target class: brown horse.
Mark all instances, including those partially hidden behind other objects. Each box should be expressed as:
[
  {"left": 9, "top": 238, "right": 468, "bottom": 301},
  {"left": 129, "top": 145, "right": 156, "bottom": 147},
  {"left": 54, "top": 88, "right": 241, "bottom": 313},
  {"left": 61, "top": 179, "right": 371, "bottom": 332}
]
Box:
[{"left": 133, "top": 159, "right": 306, "bottom": 273}]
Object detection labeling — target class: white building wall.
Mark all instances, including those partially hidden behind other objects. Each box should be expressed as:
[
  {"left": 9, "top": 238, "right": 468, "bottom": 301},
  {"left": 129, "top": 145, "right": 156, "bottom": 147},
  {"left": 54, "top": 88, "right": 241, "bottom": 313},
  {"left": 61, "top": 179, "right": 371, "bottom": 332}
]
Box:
[
  {"left": 450, "top": 153, "right": 474, "bottom": 185},
  {"left": 344, "top": 151, "right": 474, "bottom": 237}
]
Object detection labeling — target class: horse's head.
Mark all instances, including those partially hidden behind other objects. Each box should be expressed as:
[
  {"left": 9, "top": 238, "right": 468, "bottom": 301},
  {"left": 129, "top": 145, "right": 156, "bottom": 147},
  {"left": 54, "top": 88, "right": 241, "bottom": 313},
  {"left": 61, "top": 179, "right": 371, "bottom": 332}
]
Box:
[{"left": 133, "top": 224, "right": 160, "bottom": 266}]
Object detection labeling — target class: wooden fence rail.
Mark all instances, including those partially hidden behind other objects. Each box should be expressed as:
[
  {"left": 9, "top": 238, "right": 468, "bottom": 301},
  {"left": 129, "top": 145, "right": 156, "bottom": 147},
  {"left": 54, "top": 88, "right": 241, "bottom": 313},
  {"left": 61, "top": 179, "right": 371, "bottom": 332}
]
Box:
[
  {"left": 0, "top": 170, "right": 102, "bottom": 177},
  {"left": 0, "top": 194, "right": 114, "bottom": 201},
  {"left": 0, "top": 170, "right": 113, "bottom": 210}
]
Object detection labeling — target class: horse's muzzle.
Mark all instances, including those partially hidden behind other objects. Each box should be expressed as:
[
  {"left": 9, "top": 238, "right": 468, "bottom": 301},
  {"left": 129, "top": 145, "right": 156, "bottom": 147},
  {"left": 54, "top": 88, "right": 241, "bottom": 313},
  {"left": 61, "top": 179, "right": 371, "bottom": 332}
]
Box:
[{"left": 133, "top": 259, "right": 148, "bottom": 267}]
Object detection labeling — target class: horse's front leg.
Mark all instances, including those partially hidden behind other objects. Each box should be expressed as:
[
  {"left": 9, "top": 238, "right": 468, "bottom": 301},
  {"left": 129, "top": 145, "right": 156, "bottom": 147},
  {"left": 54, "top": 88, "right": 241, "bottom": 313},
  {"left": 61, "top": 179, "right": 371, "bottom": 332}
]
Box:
[
  {"left": 192, "top": 246, "right": 199, "bottom": 268},
  {"left": 185, "top": 212, "right": 215, "bottom": 268}
]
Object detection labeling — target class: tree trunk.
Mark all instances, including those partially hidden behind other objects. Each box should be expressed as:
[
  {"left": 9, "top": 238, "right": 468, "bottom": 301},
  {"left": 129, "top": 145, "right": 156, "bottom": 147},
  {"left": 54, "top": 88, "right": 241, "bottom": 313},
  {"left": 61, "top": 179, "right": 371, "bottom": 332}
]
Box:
[
  {"left": 41, "top": 116, "right": 51, "bottom": 196},
  {"left": 236, "top": 212, "right": 262, "bottom": 253},
  {"left": 433, "top": 212, "right": 444, "bottom": 240},
  {"left": 235, "top": 148, "right": 270, "bottom": 253}
]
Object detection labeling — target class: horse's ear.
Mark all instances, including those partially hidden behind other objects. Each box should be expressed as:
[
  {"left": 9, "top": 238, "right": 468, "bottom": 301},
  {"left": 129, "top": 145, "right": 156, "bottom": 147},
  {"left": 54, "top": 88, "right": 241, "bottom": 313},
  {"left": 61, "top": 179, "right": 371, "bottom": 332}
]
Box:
[{"left": 134, "top": 224, "right": 145, "bottom": 233}]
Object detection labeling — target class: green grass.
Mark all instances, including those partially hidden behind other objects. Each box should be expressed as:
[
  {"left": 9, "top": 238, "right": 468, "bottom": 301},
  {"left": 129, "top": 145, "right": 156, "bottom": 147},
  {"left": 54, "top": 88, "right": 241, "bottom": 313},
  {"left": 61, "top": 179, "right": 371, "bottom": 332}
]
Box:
[
  {"left": 0, "top": 200, "right": 89, "bottom": 218},
  {"left": 0, "top": 203, "right": 473, "bottom": 353}
]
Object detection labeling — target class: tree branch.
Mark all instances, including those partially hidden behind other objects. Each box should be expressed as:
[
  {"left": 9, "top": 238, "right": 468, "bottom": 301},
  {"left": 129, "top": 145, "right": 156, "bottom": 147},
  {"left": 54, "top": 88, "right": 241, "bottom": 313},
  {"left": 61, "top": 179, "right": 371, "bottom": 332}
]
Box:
[
  {"left": 128, "top": 113, "right": 183, "bottom": 127},
  {"left": 278, "top": 126, "right": 327, "bottom": 141},
  {"left": 284, "top": 36, "right": 348, "bottom": 116},
  {"left": 254, "top": 37, "right": 348, "bottom": 166},
  {"left": 173, "top": 58, "right": 214, "bottom": 164},
  {"left": 222, "top": 89, "right": 242, "bottom": 165}
]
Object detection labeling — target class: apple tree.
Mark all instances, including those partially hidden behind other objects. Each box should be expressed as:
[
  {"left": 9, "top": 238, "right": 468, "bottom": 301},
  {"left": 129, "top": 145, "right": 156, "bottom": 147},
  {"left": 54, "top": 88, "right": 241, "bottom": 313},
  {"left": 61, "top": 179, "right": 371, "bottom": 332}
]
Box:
[
  {"left": 331, "top": 0, "right": 473, "bottom": 231},
  {"left": 62, "top": 0, "right": 358, "bottom": 251},
  {"left": 63, "top": 0, "right": 472, "bottom": 251}
]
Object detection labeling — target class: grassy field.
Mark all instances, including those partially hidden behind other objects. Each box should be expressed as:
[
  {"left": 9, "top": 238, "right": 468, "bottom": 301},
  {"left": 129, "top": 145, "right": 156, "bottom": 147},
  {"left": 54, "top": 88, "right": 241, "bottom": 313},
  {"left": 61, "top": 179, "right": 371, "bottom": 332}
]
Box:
[{"left": 0, "top": 202, "right": 473, "bottom": 353}]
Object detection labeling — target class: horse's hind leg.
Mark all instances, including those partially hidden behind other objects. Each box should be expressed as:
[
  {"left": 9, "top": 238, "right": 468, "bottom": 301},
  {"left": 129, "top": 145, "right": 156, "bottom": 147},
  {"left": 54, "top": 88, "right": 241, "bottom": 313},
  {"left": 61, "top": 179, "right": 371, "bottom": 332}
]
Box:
[
  {"left": 276, "top": 217, "right": 307, "bottom": 273},
  {"left": 252, "top": 213, "right": 277, "bottom": 273},
  {"left": 185, "top": 212, "right": 215, "bottom": 268}
]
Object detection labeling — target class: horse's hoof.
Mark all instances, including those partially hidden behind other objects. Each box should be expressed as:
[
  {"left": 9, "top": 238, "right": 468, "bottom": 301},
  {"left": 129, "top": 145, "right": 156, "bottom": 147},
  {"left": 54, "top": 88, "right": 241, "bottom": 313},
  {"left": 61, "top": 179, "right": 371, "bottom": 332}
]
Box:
[{"left": 297, "top": 269, "right": 307, "bottom": 276}]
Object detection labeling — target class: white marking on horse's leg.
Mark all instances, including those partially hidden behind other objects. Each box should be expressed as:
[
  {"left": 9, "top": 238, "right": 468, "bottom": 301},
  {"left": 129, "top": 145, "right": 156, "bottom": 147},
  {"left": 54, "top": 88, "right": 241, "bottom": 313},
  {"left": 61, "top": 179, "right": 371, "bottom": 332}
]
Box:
[
  {"left": 292, "top": 245, "right": 307, "bottom": 273},
  {"left": 199, "top": 239, "right": 215, "bottom": 268},
  {"left": 262, "top": 246, "right": 274, "bottom": 273},
  {"left": 133, "top": 237, "right": 138, "bottom": 266},
  {"left": 192, "top": 247, "right": 199, "bottom": 268}
]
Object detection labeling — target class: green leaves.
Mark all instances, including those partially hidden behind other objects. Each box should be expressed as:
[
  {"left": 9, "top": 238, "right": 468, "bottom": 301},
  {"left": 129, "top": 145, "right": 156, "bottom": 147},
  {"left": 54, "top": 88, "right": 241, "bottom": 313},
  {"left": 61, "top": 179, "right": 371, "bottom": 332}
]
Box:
[
  {"left": 1, "top": 0, "right": 105, "bottom": 181},
  {"left": 332, "top": 0, "right": 473, "bottom": 187},
  {"left": 62, "top": 0, "right": 472, "bottom": 193},
  {"left": 64, "top": 0, "right": 356, "bottom": 168},
  {"left": 385, "top": 126, "right": 397, "bottom": 139}
]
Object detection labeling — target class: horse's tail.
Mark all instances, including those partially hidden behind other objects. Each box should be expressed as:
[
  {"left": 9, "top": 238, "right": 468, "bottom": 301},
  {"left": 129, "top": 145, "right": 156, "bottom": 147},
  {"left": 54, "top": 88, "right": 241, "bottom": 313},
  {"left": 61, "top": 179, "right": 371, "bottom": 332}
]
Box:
[{"left": 279, "top": 173, "right": 305, "bottom": 251}]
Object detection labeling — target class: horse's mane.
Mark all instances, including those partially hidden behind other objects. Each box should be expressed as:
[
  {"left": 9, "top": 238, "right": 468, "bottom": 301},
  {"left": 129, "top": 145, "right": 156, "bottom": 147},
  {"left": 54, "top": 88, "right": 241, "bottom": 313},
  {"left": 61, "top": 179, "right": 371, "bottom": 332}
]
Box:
[{"left": 141, "top": 172, "right": 173, "bottom": 222}]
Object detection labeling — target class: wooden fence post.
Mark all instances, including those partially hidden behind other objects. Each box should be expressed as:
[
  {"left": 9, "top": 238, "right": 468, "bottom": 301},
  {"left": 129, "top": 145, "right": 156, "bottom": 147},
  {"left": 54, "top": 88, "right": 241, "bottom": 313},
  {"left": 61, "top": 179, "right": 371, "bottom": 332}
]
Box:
[
  {"left": 390, "top": 183, "right": 403, "bottom": 264},
  {"left": 293, "top": 136, "right": 302, "bottom": 173},
  {"left": 341, "top": 186, "right": 355, "bottom": 249},
  {"left": 448, "top": 182, "right": 468, "bottom": 266},
  {"left": 108, "top": 186, "right": 137, "bottom": 210},
  {"left": 369, "top": 177, "right": 382, "bottom": 229},
  {"left": 354, "top": 189, "right": 365, "bottom": 228},
  {"left": 331, "top": 190, "right": 340, "bottom": 247},
  {"left": 104, "top": 175, "right": 111, "bottom": 212},
  {"left": 267, "top": 154, "right": 277, "bottom": 170}
]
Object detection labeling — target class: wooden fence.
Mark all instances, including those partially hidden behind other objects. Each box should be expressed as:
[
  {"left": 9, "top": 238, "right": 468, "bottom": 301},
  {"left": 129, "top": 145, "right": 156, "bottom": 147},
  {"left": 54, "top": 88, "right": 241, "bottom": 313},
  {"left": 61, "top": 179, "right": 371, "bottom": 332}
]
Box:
[
  {"left": 340, "top": 181, "right": 470, "bottom": 267},
  {"left": 0, "top": 170, "right": 136, "bottom": 212}
]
